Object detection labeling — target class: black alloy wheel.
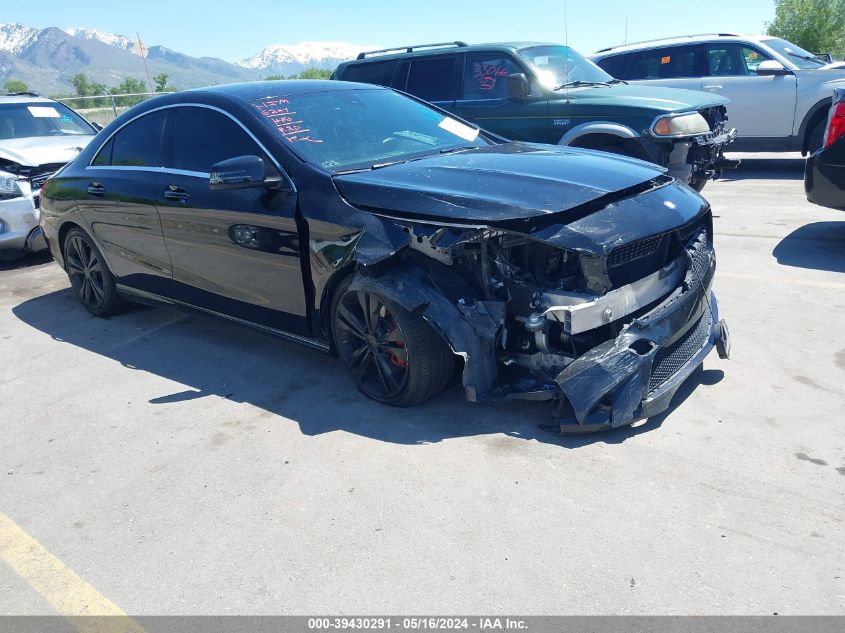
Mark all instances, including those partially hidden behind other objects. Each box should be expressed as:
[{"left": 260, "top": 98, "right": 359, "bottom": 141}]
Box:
[
  {"left": 331, "top": 279, "right": 456, "bottom": 407},
  {"left": 63, "top": 228, "right": 124, "bottom": 317}
]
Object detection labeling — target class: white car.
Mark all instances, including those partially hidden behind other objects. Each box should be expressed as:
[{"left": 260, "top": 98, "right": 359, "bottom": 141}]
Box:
[
  {"left": 1, "top": 94, "right": 97, "bottom": 261},
  {"left": 591, "top": 34, "right": 845, "bottom": 154}
]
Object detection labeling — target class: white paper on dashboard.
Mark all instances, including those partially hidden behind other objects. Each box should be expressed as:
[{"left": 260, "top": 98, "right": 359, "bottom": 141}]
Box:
[
  {"left": 438, "top": 117, "right": 479, "bottom": 142},
  {"left": 28, "top": 106, "right": 61, "bottom": 118}
]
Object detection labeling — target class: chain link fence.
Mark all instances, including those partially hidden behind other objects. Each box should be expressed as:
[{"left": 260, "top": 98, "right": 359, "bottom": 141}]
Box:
[{"left": 57, "top": 92, "right": 172, "bottom": 126}]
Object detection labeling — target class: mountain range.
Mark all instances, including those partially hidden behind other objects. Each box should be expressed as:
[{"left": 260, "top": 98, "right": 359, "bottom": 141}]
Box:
[{"left": 0, "top": 23, "right": 377, "bottom": 95}]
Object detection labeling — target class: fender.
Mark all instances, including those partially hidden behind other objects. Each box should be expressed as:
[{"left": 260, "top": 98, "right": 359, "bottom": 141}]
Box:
[
  {"left": 798, "top": 97, "right": 833, "bottom": 153},
  {"left": 558, "top": 121, "right": 640, "bottom": 146},
  {"left": 346, "top": 263, "right": 506, "bottom": 403}
]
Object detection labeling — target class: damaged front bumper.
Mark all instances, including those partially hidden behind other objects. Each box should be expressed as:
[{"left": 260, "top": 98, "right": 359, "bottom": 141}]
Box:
[
  {"left": 663, "top": 127, "right": 737, "bottom": 184},
  {"left": 551, "top": 290, "right": 729, "bottom": 434},
  {"left": 541, "top": 230, "right": 729, "bottom": 433}
]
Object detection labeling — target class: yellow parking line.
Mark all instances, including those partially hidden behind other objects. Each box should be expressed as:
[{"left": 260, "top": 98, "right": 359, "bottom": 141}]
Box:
[
  {"left": 717, "top": 271, "right": 845, "bottom": 290},
  {"left": 0, "top": 513, "right": 146, "bottom": 633}
]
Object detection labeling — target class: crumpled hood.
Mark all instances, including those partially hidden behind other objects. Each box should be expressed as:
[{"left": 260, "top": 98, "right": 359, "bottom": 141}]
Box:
[
  {"left": 333, "top": 143, "right": 666, "bottom": 223},
  {"left": 0, "top": 135, "right": 94, "bottom": 168}
]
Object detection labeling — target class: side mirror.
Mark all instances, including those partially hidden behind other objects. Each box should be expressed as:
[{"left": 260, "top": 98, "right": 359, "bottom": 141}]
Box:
[
  {"left": 756, "top": 60, "right": 791, "bottom": 76},
  {"left": 507, "top": 73, "right": 530, "bottom": 99},
  {"left": 210, "top": 155, "right": 283, "bottom": 191},
  {"left": 90, "top": 122, "right": 103, "bottom": 132}
]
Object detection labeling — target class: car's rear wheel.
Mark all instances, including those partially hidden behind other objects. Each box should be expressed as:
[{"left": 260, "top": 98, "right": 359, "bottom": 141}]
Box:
[
  {"left": 64, "top": 228, "right": 124, "bottom": 317},
  {"left": 331, "top": 278, "right": 455, "bottom": 407}
]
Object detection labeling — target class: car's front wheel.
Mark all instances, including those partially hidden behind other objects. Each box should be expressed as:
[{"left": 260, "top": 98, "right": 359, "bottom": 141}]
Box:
[
  {"left": 331, "top": 278, "right": 455, "bottom": 407},
  {"left": 807, "top": 117, "right": 826, "bottom": 155},
  {"left": 63, "top": 228, "right": 124, "bottom": 317}
]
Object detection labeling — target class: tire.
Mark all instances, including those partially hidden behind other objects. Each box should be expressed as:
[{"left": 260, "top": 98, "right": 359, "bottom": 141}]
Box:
[
  {"left": 569, "top": 134, "right": 629, "bottom": 157},
  {"left": 63, "top": 228, "right": 125, "bottom": 317},
  {"left": 330, "top": 276, "right": 455, "bottom": 407},
  {"left": 807, "top": 117, "right": 826, "bottom": 155}
]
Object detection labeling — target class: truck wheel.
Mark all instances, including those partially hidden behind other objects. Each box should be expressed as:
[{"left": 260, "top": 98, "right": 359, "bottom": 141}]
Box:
[
  {"left": 569, "top": 134, "right": 630, "bottom": 157},
  {"left": 331, "top": 277, "right": 456, "bottom": 407}
]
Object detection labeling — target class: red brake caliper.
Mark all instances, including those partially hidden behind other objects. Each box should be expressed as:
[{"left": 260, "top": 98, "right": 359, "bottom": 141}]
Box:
[{"left": 389, "top": 340, "right": 406, "bottom": 367}]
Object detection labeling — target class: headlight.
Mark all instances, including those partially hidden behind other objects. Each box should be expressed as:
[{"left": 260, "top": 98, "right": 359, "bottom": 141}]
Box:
[
  {"left": 652, "top": 112, "right": 710, "bottom": 137},
  {"left": 0, "top": 173, "right": 24, "bottom": 200}
]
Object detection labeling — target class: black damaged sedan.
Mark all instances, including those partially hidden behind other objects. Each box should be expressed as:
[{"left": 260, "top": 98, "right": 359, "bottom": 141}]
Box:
[{"left": 40, "top": 81, "right": 729, "bottom": 433}]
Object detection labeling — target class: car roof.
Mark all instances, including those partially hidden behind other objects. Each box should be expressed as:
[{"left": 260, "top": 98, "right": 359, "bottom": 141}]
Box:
[
  {"left": 0, "top": 94, "right": 58, "bottom": 105},
  {"left": 342, "top": 41, "right": 556, "bottom": 64},
  {"left": 195, "top": 79, "right": 387, "bottom": 101},
  {"left": 594, "top": 33, "right": 773, "bottom": 56}
]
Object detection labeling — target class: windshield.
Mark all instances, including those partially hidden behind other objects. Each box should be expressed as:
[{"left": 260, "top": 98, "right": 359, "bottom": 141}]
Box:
[
  {"left": 0, "top": 102, "right": 96, "bottom": 140},
  {"left": 519, "top": 45, "right": 615, "bottom": 89},
  {"left": 250, "top": 89, "right": 492, "bottom": 171},
  {"left": 763, "top": 38, "right": 825, "bottom": 69}
]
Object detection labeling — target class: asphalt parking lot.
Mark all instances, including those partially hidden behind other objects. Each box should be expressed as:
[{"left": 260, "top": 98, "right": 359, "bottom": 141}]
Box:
[{"left": 1, "top": 154, "right": 843, "bottom": 615}]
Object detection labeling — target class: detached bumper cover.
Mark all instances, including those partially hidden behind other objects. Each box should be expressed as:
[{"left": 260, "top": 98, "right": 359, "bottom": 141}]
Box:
[{"left": 552, "top": 232, "right": 728, "bottom": 432}]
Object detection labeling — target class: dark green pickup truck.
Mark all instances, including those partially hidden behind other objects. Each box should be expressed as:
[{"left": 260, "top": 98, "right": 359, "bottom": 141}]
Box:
[{"left": 332, "top": 41, "right": 735, "bottom": 190}]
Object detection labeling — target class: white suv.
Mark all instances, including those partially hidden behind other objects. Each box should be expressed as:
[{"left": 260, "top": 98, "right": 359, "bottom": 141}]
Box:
[
  {"left": 1, "top": 94, "right": 97, "bottom": 261},
  {"left": 591, "top": 34, "right": 845, "bottom": 154}
]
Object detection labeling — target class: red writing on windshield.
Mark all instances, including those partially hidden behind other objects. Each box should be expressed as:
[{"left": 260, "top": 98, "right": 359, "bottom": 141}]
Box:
[
  {"left": 251, "top": 97, "right": 323, "bottom": 144},
  {"left": 473, "top": 62, "right": 509, "bottom": 91}
]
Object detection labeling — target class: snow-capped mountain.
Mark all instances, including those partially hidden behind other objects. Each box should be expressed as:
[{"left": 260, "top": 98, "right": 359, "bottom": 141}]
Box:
[
  {"left": 0, "top": 22, "right": 260, "bottom": 95},
  {"left": 239, "top": 41, "right": 379, "bottom": 74},
  {"left": 0, "top": 21, "right": 377, "bottom": 94},
  {"left": 65, "top": 27, "right": 135, "bottom": 52},
  {"left": 0, "top": 23, "right": 41, "bottom": 55}
]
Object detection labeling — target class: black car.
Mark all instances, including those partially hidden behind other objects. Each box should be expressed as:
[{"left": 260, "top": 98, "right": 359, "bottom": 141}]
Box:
[
  {"left": 40, "top": 81, "right": 729, "bottom": 433},
  {"left": 805, "top": 87, "right": 845, "bottom": 210}
]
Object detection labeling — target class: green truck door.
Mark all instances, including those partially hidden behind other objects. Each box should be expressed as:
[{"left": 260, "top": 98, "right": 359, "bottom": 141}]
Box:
[{"left": 452, "top": 53, "right": 551, "bottom": 143}]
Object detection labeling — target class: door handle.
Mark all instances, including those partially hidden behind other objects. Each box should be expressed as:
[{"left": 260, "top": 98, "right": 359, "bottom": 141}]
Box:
[
  {"left": 163, "top": 186, "right": 190, "bottom": 202},
  {"left": 87, "top": 182, "right": 105, "bottom": 197}
]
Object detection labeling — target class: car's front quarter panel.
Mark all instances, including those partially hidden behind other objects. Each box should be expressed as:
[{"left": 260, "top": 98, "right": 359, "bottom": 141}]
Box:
[{"left": 795, "top": 73, "right": 845, "bottom": 136}]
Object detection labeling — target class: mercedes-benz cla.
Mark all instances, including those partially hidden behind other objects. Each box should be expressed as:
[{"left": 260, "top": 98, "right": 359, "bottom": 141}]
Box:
[{"left": 41, "top": 81, "right": 730, "bottom": 433}]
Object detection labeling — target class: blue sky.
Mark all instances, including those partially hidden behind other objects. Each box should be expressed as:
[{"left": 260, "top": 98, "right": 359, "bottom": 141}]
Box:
[{"left": 5, "top": 0, "right": 776, "bottom": 62}]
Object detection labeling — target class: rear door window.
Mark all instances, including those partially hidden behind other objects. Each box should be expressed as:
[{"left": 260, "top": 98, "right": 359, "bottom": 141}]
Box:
[
  {"left": 339, "top": 60, "right": 398, "bottom": 88},
  {"left": 626, "top": 45, "right": 701, "bottom": 80},
  {"left": 96, "top": 109, "right": 167, "bottom": 167},
  {"left": 403, "top": 56, "right": 458, "bottom": 102},
  {"left": 461, "top": 54, "right": 521, "bottom": 100},
  {"left": 165, "top": 106, "right": 263, "bottom": 174},
  {"left": 596, "top": 53, "right": 634, "bottom": 79}
]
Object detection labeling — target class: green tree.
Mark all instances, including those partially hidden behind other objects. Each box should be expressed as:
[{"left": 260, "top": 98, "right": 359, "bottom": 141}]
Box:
[
  {"left": 292, "top": 67, "right": 333, "bottom": 80},
  {"left": 69, "top": 73, "right": 108, "bottom": 108},
  {"left": 70, "top": 73, "right": 91, "bottom": 97},
  {"left": 153, "top": 72, "right": 170, "bottom": 92},
  {"left": 265, "top": 74, "right": 285, "bottom": 80},
  {"left": 4, "top": 79, "right": 29, "bottom": 93},
  {"left": 113, "top": 77, "right": 148, "bottom": 107},
  {"left": 767, "top": 0, "right": 845, "bottom": 58}
]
